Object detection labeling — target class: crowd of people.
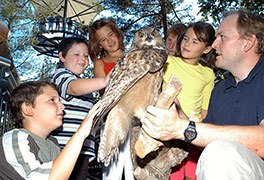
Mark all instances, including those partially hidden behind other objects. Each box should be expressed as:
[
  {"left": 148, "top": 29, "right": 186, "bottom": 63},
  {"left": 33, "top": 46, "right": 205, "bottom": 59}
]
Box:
[
  {"left": 0, "top": 9, "right": 263, "bottom": 180},
  {"left": 39, "top": 15, "right": 89, "bottom": 38}
]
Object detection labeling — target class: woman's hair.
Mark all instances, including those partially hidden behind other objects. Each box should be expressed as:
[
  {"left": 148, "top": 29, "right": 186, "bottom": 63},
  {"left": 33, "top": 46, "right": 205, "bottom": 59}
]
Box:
[
  {"left": 176, "top": 21, "right": 217, "bottom": 70},
  {"left": 88, "top": 18, "right": 124, "bottom": 61},
  {"left": 10, "top": 80, "right": 59, "bottom": 128},
  {"left": 225, "top": 10, "right": 264, "bottom": 56}
]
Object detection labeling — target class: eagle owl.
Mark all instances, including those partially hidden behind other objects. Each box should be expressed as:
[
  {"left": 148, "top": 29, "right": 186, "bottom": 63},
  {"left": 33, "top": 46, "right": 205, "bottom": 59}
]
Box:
[{"left": 89, "top": 26, "right": 187, "bottom": 179}]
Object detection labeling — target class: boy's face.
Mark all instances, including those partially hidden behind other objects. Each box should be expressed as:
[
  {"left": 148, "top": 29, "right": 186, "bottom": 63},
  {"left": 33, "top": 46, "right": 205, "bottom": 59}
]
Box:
[
  {"left": 166, "top": 33, "right": 177, "bottom": 55},
  {"left": 60, "top": 42, "right": 89, "bottom": 75},
  {"left": 31, "top": 86, "right": 64, "bottom": 135}
]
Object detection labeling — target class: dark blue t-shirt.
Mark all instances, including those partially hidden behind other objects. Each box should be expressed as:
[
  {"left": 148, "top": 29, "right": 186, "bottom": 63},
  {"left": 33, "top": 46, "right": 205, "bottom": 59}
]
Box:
[{"left": 204, "top": 56, "right": 264, "bottom": 125}]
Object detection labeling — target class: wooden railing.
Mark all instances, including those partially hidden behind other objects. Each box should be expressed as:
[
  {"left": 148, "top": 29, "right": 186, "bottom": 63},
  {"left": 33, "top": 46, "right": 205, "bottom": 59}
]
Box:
[{"left": 0, "top": 56, "right": 18, "bottom": 136}]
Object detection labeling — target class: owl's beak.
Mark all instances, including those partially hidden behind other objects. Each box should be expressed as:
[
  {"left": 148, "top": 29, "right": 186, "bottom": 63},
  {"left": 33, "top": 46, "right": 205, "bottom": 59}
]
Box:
[{"left": 146, "top": 34, "right": 152, "bottom": 42}]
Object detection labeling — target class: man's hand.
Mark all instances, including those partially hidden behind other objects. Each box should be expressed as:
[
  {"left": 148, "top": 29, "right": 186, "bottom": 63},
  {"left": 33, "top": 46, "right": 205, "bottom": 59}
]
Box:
[{"left": 141, "top": 104, "right": 187, "bottom": 141}]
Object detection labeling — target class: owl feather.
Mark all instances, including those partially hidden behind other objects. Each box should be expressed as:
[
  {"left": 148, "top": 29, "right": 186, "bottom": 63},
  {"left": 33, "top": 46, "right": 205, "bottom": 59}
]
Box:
[{"left": 89, "top": 27, "right": 167, "bottom": 167}]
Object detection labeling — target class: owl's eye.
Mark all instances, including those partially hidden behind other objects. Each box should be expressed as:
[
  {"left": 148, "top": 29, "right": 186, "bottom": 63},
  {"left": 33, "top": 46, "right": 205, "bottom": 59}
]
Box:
[
  {"left": 151, "top": 30, "right": 157, "bottom": 36},
  {"left": 139, "top": 32, "right": 144, "bottom": 38}
]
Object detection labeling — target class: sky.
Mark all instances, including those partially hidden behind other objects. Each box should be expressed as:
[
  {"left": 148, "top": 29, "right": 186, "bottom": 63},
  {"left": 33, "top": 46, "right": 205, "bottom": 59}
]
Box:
[
  {"left": 96, "top": 0, "right": 202, "bottom": 21},
  {"left": 17, "top": 0, "right": 203, "bottom": 81}
]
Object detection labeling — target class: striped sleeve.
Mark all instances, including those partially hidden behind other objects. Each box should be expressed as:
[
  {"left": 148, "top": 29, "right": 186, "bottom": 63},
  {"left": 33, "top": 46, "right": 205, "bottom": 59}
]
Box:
[
  {"left": 52, "top": 68, "right": 77, "bottom": 100},
  {"left": 2, "top": 129, "right": 57, "bottom": 179},
  {"left": 51, "top": 68, "right": 96, "bottom": 158}
]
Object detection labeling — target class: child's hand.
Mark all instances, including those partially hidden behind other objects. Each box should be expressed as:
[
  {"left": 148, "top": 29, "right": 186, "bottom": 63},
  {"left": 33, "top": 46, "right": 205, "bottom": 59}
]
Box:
[{"left": 78, "top": 112, "right": 95, "bottom": 138}]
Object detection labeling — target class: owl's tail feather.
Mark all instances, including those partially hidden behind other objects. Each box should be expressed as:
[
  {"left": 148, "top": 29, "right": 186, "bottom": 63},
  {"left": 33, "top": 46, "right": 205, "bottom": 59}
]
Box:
[{"left": 97, "top": 105, "right": 130, "bottom": 167}]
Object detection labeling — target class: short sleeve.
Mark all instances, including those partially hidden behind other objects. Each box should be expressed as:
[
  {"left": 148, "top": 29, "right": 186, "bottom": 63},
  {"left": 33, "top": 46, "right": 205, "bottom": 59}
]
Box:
[
  {"left": 201, "top": 70, "right": 215, "bottom": 110},
  {"left": 52, "top": 68, "right": 77, "bottom": 100},
  {"left": 2, "top": 130, "right": 55, "bottom": 179}
]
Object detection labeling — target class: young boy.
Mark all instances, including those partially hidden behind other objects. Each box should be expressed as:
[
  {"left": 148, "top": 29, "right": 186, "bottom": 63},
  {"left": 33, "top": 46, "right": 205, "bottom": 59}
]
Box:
[
  {"left": 0, "top": 80, "right": 94, "bottom": 179},
  {"left": 51, "top": 37, "right": 110, "bottom": 179}
]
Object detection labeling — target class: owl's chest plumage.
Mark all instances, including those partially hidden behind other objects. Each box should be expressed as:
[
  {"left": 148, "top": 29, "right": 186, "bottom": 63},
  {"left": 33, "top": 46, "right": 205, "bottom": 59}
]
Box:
[{"left": 89, "top": 26, "right": 187, "bottom": 179}]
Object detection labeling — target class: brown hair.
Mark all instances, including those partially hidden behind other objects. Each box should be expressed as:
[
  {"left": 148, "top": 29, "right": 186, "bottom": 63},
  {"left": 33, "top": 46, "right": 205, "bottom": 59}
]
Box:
[
  {"left": 10, "top": 81, "right": 59, "bottom": 127},
  {"left": 167, "top": 23, "right": 187, "bottom": 39},
  {"left": 176, "top": 22, "right": 217, "bottom": 70},
  {"left": 225, "top": 10, "right": 264, "bottom": 56},
  {"left": 89, "top": 18, "right": 124, "bottom": 61}
]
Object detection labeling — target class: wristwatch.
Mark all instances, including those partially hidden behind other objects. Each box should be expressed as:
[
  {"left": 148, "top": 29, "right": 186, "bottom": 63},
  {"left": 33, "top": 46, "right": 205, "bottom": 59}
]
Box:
[{"left": 184, "top": 121, "right": 197, "bottom": 143}]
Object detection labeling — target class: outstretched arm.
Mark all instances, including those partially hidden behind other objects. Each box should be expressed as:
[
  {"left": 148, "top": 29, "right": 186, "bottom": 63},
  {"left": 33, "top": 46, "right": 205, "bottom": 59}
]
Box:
[
  {"left": 141, "top": 104, "right": 264, "bottom": 158},
  {"left": 49, "top": 112, "right": 94, "bottom": 179},
  {"left": 67, "top": 71, "right": 111, "bottom": 96}
]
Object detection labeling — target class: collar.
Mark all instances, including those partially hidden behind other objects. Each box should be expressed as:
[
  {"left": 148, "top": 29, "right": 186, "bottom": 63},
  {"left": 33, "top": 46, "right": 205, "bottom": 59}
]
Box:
[{"left": 224, "top": 56, "right": 264, "bottom": 90}]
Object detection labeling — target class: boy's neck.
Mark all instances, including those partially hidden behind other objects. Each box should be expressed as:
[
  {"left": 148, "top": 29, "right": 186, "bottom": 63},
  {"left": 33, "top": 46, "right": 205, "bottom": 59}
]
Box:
[{"left": 23, "top": 122, "right": 50, "bottom": 139}]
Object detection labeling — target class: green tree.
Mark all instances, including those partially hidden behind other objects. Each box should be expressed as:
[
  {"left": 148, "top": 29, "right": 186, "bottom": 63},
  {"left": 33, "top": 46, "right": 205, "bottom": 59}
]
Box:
[
  {"left": 0, "top": 0, "right": 52, "bottom": 81},
  {"left": 98, "top": 0, "right": 195, "bottom": 45},
  {"left": 198, "top": 0, "right": 264, "bottom": 24},
  {"left": 2, "top": 0, "right": 263, "bottom": 81}
]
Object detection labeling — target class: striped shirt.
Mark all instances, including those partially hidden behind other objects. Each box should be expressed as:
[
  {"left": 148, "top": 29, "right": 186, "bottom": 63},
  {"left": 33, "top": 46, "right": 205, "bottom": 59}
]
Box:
[
  {"left": 51, "top": 68, "right": 96, "bottom": 158},
  {"left": 2, "top": 129, "right": 60, "bottom": 179}
]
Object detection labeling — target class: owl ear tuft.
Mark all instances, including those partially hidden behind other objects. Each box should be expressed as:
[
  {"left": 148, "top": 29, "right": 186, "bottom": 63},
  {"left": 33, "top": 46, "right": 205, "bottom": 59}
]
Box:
[{"left": 131, "top": 30, "right": 137, "bottom": 34}]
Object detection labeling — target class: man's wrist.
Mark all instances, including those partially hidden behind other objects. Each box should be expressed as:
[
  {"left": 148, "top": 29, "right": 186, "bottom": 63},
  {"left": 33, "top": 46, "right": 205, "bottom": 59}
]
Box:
[
  {"left": 183, "top": 121, "right": 197, "bottom": 143},
  {"left": 174, "top": 118, "right": 189, "bottom": 140}
]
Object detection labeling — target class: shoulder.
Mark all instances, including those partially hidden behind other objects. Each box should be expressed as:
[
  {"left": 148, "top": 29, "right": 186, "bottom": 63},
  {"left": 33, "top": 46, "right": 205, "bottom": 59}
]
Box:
[
  {"left": 94, "top": 58, "right": 104, "bottom": 65},
  {"left": 54, "top": 68, "right": 72, "bottom": 75},
  {"left": 2, "top": 129, "right": 30, "bottom": 153},
  {"left": 94, "top": 59, "right": 105, "bottom": 69},
  {"left": 47, "top": 135, "right": 60, "bottom": 146},
  {"left": 94, "top": 59, "right": 106, "bottom": 77},
  {"left": 167, "top": 56, "right": 183, "bottom": 64},
  {"left": 164, "top": 56, "right": 183, "bottom": 72},
  {"left": 52, "top": 68, "right": 73, "bottom": 78},
  {"left": 211, "top": 77, "right": 228, "bottom": 96},
  {"left": 2, "top": 129, "right": 28, "bottom": 141},
  {"left": 198, "top": 65, "right": 215, "bottom": 77},
  {"left": 52, "top": 68, "right": 77, "bottom": 83},
  {"left": 167, "top": 55, "right": 179, "bottom": 61}
]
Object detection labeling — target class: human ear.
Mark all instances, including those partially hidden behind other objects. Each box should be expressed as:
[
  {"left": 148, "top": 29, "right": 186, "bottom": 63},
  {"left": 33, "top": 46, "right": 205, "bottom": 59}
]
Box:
[
  {"left": 244, "top": 34, "right": 257, "bottom": 53},
  {"left": 59, "top": 52, "right": 66, "bottom": 62},
  {"left": 21, "top": 102, "right": 34, "bottom": 117},
  {"left": 203, "top": 46, "right": 212, "bottom": 54}
]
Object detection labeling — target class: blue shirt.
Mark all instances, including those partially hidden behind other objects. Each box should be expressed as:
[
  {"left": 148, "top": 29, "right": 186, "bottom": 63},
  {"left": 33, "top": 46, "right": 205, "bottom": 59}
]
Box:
[{"left": 204, "top": 56, "right": 264, "bottom": 125}]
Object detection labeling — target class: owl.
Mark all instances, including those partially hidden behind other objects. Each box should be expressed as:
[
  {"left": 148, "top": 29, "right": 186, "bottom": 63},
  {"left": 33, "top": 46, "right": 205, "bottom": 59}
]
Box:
[{"left": 89, "top": 26, "right": 187, "bottom": 179}]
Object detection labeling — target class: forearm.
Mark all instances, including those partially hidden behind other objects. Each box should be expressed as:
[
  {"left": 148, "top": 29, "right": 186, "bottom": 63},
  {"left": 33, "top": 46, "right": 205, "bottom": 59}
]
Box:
[
  {"left": 193, "top": 122, "right": 264, "bottom": 158},
  {"left": 49, "top": 113, "right": 93, "bottom": 179},
  {"left": 143, "top": 105, "right": 264, "bottom": 158},
  {"left": 68, "top": 77, "right": 108, "bottom": 96},
  {"left": 49, "top": 131, "right": 86, "bottom": 179}
]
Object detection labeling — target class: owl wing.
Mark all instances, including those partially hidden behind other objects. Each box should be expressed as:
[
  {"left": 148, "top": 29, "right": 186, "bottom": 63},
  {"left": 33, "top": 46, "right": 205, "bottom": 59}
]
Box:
[{"left": 90, "top": 48, "right": 167, "bottom": 128}]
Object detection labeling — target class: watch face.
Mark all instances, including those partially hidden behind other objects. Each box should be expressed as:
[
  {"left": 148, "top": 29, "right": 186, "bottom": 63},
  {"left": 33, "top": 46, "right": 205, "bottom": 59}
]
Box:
[
  {"left": 184, "top": 127, "right": 197, "bottom": 142},
  {"left": 185, "top": 128, "right": 196, "bottom": 139}
]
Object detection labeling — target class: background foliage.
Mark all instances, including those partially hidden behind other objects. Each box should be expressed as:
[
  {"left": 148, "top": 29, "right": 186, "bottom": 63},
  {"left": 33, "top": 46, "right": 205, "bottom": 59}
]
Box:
[{"left": 0, "top": 0, "right": 263, "bottom": 81}]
